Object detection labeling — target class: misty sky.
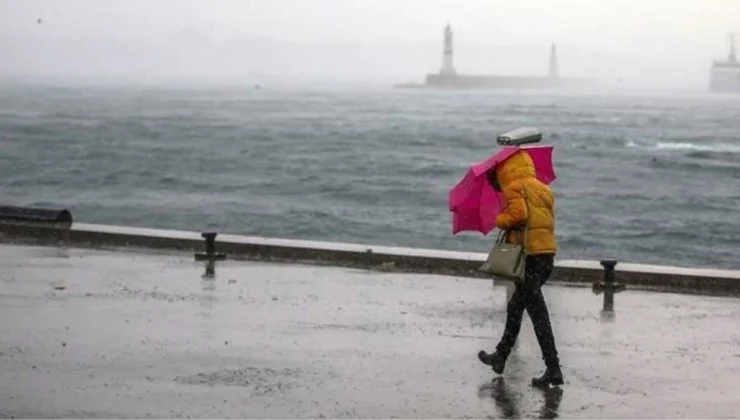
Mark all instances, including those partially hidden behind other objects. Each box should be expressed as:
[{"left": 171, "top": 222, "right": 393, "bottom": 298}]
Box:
[{"left": 1, "top": 0, "right": 739, "bottom": 88}]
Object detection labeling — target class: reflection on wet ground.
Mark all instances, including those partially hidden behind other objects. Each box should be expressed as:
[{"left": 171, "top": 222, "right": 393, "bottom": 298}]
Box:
[
  {"left": 478, "top": 378, "right": 564, "bottom": 419},
  {"left": 1, "top": 244, "right": 739, "bottom": 418}
]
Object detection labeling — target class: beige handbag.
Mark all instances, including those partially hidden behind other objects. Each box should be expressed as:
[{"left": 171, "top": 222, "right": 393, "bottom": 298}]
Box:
[{"left": 478, "top": 189, "right": 530, "bottom": 282}]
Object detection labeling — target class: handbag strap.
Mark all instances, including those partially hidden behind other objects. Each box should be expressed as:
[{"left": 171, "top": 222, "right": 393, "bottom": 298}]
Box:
[
  {"left": 496, "top": 186, "right": 531, "bottom": 250},
  {"left": 521, "top": 186, "right": 529, "bottom": 254}
]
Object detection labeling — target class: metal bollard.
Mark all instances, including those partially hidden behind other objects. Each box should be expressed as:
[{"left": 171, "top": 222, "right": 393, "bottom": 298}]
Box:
[
  {"left": 194, "top": 231, "right": 226, "bottom": 261},
  {"left": 592, "top": 259, "right": 625, "bottom": 312}
]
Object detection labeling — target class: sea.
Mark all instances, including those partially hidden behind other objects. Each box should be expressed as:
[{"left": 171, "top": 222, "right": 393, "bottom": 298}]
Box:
[{"left": 1, "top": 84, "right": 739, "bottom": 270}]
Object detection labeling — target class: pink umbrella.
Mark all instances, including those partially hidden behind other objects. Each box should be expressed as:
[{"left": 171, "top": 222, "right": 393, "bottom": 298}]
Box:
[{"left": 448, "top": 146, "right": 556, "bottom": 235}]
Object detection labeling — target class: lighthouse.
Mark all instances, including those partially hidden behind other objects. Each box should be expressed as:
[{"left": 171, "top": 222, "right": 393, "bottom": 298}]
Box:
[
  {"left": 548, "top": 43, "right": 559, "bottom": 79},
  {"left": 399, "top": 25, "right": 593, "bottom": 90},
  {"left": 440, "top": 23, "right": 456, "bottom": 76}
]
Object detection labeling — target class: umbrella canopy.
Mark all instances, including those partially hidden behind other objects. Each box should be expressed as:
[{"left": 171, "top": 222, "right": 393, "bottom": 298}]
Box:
[{"left": 448, "top": 146, "right": 556, "bottom": 235}]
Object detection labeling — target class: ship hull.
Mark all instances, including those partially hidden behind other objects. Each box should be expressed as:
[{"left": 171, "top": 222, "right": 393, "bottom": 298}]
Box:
[
  {"left": 709, "top": 71, "right": 740, "bottom": 93},
  {"left": 709, "top": 78, "right": 740, "bottom": 93},
  {"left": 709, "top": 60, "right": 740, "bottom": 93}
]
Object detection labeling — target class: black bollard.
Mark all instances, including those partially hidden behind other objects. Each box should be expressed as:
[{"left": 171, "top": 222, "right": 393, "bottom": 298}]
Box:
[
  {"left": 194, "top": 231, "right": 226, "bottom": 261},
  {"left": 203, "top": 232, "right": 216, "bottom": 256},
  {"left": 592, "top": 259, "right": 625, "bottom": 312},
  {"left": 601, "top": 259, "right": 617, "bottom": 311}
]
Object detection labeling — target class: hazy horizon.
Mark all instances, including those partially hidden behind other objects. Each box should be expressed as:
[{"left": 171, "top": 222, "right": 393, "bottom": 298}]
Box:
[{"left": 2, "top": 0, "right": 739, "bottom": 90}]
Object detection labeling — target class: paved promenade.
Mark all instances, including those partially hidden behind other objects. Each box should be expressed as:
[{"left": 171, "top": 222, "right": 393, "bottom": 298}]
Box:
[{"left": 1, "top": 244, "right": 738, "bottom": 418}]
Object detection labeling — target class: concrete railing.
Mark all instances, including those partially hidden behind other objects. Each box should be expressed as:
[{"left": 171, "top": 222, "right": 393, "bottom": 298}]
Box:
[{"left": 1, "top": 220, "right": 739, "bottom": 297}]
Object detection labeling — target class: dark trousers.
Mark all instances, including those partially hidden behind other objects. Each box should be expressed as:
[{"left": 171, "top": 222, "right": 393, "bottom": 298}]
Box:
[{"left": 495, "top": 253, "right": 560, "bottom": 368}]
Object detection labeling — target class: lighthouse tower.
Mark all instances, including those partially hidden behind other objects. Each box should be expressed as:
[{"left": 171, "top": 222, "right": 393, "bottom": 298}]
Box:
[
  {"left": 548, "top": 43, "right": 559, "bottom": 79},
  {"left": 440, "top": 24, "right": 456, "bottom": 76}
]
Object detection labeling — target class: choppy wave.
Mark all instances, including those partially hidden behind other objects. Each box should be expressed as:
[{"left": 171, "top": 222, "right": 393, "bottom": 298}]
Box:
[
  {"left": 1, "top": 86, "right": 740, "bottom": 269},
  {"left": 626, "top": 140, "right": 740, "bottom": 154},
  {"left": 654, "top": 142, "right": 740, "bottom": 153}
]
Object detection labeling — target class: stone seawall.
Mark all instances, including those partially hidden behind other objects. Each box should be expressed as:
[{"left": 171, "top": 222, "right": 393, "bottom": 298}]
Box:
[{"left": 1, "top": 222, "right": 739, "bottom": 296}]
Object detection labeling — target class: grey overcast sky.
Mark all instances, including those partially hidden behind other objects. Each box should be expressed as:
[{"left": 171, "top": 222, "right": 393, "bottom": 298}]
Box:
[{"left": 1, "top": 0, "right": 739, "bottom": 87}]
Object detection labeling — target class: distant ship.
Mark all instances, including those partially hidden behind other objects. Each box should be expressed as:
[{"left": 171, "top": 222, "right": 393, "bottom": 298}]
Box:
[
  {"left": 709, "top": 34, "right": 740, "bottom": 93},
  {"left": 394, "top": 24, "right": 595, "bottom": 90}
]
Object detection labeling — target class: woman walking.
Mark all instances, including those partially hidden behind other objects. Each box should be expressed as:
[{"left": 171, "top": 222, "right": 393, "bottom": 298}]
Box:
[{"left": 477, "top": 150, "right": 563, "bottom": 387}]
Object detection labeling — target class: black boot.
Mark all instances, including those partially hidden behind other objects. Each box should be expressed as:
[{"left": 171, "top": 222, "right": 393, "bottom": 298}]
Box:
[
  {"left": 532, "top": 365, "right": 563, "bottom": 387},
  {"left": 477, "top": 350, "right": 506, "bottom": 374}
]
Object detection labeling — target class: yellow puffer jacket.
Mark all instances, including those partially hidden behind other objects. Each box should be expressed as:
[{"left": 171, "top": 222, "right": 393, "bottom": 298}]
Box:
[{"left": 494, "top": 150, "right": 557, "bottom": 255}]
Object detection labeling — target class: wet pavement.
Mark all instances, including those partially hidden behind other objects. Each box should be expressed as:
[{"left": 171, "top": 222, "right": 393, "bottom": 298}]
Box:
[{"left": 1, "top": 244, "right": 740, "bottom": 419}]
